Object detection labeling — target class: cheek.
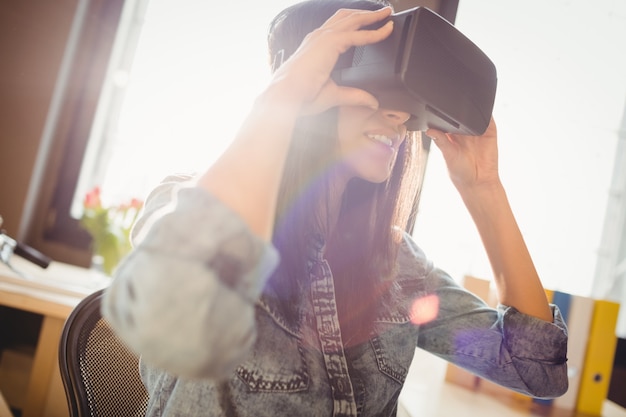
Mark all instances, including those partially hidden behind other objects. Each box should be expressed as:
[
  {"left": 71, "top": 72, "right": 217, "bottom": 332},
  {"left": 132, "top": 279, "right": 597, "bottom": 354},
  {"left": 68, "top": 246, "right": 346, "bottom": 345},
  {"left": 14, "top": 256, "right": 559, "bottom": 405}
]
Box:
[
  {"left": 338, "top": 107, "right": 377, "bottom": 132},
  {"left": 337, "top": 107, "right": 375, "bottom": 150}
]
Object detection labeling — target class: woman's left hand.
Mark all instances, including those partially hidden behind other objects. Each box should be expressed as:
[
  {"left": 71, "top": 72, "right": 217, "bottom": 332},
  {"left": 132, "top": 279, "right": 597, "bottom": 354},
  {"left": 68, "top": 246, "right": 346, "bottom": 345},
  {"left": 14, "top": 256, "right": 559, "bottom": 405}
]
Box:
[{"left": 426, "top": 117, "right": 499, "bottom": 191}]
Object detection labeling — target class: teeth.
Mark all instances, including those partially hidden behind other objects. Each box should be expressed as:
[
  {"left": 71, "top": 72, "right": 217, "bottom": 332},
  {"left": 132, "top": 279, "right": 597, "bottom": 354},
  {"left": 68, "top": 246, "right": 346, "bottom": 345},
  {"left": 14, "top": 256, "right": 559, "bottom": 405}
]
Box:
[{"left": 367, "top": 134, "right": 393, "bottom": 146}]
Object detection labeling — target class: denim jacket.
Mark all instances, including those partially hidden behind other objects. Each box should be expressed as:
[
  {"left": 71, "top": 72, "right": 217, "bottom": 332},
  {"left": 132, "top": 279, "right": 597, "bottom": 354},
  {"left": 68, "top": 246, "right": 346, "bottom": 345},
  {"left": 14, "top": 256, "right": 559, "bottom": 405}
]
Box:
[{"left": 102, "top": 177, "right": 568, "bottom": 417}]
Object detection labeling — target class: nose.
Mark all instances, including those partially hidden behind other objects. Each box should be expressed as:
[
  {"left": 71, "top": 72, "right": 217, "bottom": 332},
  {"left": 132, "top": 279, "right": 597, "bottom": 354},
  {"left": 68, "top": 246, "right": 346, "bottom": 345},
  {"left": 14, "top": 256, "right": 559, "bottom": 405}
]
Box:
[{"left": 379, "top": 108, "right": 411, "bottom": 126}]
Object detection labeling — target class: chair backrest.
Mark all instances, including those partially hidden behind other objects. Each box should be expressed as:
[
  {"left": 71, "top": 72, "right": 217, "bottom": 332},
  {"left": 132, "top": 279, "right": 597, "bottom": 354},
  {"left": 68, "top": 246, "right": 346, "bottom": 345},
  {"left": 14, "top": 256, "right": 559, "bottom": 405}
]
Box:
[{"left": 59, "top": 288, "right": 149, "bottom": 417}]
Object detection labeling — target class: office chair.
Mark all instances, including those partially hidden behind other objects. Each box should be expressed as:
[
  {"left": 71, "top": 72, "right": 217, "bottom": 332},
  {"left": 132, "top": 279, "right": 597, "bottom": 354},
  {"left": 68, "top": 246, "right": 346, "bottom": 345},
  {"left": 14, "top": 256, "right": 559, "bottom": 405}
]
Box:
[{"left": 59, "top": 288, "right": 149, "bottom": 417}]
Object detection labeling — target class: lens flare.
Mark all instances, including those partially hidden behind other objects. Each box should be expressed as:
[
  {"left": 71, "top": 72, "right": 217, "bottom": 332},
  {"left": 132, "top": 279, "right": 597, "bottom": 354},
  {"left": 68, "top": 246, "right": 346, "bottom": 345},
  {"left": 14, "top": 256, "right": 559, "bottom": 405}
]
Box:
[{"left": 410, "top": 294, "right": 439, "bottom": 325}]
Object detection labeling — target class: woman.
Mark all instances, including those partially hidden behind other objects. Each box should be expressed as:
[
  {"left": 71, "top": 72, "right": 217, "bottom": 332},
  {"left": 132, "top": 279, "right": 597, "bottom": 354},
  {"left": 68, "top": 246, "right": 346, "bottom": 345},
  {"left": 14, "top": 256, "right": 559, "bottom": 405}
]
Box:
[{"left": 102, "top": 1, "right": 568, "bottom": 416}]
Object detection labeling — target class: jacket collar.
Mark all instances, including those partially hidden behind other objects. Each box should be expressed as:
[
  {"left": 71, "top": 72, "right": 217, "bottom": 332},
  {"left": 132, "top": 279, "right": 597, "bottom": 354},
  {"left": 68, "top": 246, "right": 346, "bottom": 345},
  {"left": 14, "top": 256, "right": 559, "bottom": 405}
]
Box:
[{"left": 257, "top": 234, "right": 425, "bottom": 337}]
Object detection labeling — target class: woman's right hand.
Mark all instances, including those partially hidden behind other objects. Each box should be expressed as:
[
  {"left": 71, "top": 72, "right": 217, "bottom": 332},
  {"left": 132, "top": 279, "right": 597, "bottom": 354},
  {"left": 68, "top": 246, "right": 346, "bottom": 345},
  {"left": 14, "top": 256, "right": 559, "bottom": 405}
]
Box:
[{"left": 270, "top": 6, "right": 394, "bottom": 115}]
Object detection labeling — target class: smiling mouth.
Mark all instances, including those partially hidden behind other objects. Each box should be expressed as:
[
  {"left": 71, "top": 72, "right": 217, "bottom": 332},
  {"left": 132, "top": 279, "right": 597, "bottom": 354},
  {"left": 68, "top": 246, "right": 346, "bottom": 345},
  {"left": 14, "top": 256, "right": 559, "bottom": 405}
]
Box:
[{"left": 366, "top": 134, "right": 394, "bottom": 147}]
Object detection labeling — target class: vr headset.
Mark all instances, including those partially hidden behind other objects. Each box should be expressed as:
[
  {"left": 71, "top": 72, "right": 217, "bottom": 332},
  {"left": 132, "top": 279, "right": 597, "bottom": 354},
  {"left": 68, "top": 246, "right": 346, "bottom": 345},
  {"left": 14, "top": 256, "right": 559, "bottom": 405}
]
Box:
[{"left": 331, "top": 7, "right": 497, "bottom": 135}]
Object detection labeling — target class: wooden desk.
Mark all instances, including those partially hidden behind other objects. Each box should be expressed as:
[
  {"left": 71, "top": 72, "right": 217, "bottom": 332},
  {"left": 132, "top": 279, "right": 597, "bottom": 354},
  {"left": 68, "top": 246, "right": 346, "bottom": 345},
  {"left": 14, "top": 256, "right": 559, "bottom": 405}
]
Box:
[{"left": 0, "top": 256, "right": 109, "bottom": 417}]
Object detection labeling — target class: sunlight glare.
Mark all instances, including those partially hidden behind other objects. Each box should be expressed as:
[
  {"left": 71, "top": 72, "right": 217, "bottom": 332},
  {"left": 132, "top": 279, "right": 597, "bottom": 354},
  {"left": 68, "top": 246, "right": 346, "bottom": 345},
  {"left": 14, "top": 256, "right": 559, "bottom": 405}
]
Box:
[{"left": 96, "top": 0, "right": 300, "bottom": 204}]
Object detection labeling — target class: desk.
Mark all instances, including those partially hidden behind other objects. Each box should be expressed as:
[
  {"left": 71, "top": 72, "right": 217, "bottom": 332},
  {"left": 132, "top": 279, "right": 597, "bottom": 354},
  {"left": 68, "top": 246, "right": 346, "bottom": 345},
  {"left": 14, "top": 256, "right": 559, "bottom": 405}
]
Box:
[{"left": 0, "top": 256, "right": 109, "bottom": 417}]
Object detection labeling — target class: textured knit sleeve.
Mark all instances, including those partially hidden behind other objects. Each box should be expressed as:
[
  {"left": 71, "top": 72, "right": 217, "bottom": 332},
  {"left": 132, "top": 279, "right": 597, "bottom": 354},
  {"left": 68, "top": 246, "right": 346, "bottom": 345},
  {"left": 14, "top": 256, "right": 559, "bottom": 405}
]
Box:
[{"left": 101, "top": 176, "right": 279, "bottom": 379}]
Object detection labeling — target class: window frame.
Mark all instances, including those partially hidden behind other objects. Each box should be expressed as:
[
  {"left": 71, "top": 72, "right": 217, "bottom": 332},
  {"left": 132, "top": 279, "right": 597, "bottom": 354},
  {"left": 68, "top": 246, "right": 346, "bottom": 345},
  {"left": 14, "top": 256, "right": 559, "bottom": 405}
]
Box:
[{"left": 25, "top": 0, "right": 126, "bottom": 266}]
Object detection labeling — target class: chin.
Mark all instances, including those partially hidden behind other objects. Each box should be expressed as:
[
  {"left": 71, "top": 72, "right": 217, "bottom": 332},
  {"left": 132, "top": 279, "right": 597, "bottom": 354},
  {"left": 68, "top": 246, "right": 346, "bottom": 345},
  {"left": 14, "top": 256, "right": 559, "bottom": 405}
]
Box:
[
  {"left": 347, "top": 157, "right": 396, "bottom": 184},
  {"left": 361, "top": 171, "right": 393, "bottom": 184}
]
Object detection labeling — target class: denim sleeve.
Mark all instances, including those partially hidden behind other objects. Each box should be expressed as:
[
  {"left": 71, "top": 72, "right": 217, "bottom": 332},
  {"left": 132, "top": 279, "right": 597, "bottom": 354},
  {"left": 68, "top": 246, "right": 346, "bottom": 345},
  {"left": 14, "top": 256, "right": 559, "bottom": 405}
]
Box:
[
  {"left": 412, "top": 248, "right": 568, "bottom": 398},
  {"left": 101, "top": 179, "right": 279, "bottom": 380}
]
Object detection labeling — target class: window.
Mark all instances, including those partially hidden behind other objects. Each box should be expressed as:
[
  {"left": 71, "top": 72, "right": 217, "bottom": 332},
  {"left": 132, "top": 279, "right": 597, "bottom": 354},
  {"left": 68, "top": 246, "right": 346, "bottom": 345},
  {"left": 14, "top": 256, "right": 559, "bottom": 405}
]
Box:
[
  {"left": 40, "top": 0, "right": 453, "bottom": 265},
  {"left": 74, "top": 0, "right": 299, "bottom": 210},
  {"left": 75, "top": 0, "right": 454, "bottom": 210},
  {"left": 31, "top": 0, "right": 306, "bottom": 265}
]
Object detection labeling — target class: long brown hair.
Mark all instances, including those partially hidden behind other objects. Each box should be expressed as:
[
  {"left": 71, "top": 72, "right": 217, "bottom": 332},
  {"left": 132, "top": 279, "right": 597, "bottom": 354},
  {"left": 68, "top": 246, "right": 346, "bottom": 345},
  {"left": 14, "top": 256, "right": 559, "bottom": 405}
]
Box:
[{"left": 267, "top": 0, "right": 423, "bottom": 345}]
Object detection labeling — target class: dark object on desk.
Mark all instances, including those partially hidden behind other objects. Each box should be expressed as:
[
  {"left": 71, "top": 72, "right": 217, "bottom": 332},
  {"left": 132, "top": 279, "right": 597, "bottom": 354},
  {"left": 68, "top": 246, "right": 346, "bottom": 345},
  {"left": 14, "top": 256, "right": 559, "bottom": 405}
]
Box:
[
  {"left": 0, "top": 226, "right": 51, "bottom": 269},
  {"left": 609, "top": 337, "right": 626, "bottom": 408},
  {"left": 331, "top": 7, "right": 497, "bottom": 135},
  {"left": 58, "top": 289, "right": 148, "bottom": 417}
]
